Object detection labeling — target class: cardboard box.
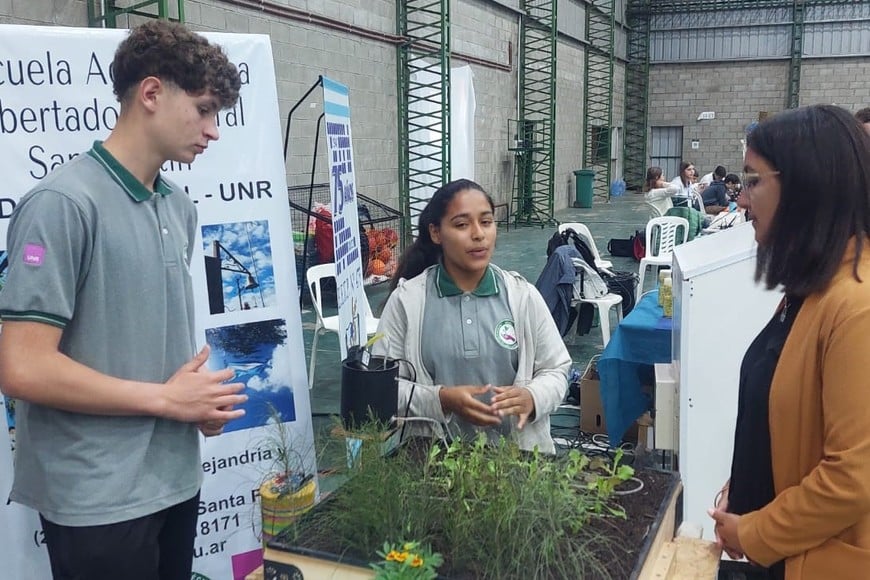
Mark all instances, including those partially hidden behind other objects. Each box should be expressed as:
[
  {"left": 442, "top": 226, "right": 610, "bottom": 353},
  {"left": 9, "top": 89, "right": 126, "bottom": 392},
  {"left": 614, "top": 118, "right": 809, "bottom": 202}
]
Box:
[
  {"left": 579, "top": 366, "right": 606, "bottom": 434},
  {"left": 579, "top": 365, "right": 646, "bottom": 446}
]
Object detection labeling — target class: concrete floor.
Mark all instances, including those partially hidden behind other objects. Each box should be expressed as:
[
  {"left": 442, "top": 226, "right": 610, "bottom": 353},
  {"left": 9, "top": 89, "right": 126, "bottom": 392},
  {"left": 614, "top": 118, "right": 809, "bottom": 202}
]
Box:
[{"left": 302, "top": 191, "right": 653, "bottom": 458}]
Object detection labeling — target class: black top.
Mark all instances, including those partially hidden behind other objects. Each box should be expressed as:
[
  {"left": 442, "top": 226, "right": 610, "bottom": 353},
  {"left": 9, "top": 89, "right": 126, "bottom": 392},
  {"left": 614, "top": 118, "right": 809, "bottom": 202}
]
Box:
[
  {"left": 702, "top": 180, "right": 728, "bottom": 207},
  {"left": 728, "top": 295, "right": 803, "bottom": 580}
]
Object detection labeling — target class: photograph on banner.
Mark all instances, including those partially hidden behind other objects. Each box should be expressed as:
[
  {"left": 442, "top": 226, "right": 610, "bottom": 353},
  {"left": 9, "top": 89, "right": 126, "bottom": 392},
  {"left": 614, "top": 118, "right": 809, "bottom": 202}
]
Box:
[
  {"left": 0, "top": 24, "right": 315, "bottom": 580},
  {"left": 3, "top": 395, "right": 14, "bottom": 453},
  {"left": 204, "top": 318, "right": 297, "bottom": 432},
  {"left": 322, "top": 77, "right": 367, "bottom": 361},
  {"left": 0, "top": 250, "right": 8, "bottom": 290},
  {"left": 202, "top": 220, "right": 276, "bottom": 314}
]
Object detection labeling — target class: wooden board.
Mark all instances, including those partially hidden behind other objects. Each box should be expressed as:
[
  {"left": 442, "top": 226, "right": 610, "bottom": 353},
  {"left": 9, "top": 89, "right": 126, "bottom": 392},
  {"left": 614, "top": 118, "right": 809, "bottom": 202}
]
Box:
[
  {"left": 640, "top": 534, "right": 721, "bottom": 580},
  {"left": 254, "top": 548, "right": 374, "bottom": 580},
  {"left": 670, "top": 537, "right": 722, "bottom": 579}
]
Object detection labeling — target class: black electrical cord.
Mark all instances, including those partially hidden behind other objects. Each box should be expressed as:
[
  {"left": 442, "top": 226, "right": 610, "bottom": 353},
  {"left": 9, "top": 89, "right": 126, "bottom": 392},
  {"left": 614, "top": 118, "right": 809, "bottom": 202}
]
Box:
[{"left": 392, "top": 357, "right": 418, "bottom": 445}]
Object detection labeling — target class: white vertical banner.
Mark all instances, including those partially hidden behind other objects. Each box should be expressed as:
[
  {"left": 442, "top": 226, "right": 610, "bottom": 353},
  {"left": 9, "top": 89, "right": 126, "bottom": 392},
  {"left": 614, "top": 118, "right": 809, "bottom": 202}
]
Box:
[
  {"left": 450, "top": 65, "right": 476, "bottom": 182},
  {"left": 322, "top": 77, "right": 366, "bottom": 361},
  {"left": 0, "top": 25, "right": 315, "bottom": 580}
]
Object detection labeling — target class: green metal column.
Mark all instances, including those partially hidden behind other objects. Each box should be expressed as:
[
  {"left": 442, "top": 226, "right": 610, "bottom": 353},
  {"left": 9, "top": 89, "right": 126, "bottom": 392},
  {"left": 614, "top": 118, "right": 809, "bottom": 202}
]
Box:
[
  {"left": 511, "top": 0, "right": 557, "bottom": 226},
  {"left": 786, "top": 0, "right": 806, "bottom": 109},
  {"left": 397, "top": 0, "right": 450, "bottom": 244},
  {"left": 582, "top": 0, "right": 615, "bottom": 203},
  {"left": 88, "top": 1, "right": 184, "bottom": 27},
  {"left": 623, "top": 0, "right": 651, "bottom": 192}
]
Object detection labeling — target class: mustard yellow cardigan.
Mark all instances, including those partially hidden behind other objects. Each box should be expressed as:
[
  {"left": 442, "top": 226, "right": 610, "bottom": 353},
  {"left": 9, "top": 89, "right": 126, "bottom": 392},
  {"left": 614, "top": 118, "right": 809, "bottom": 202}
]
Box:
[{"left": 738, "top": 240, "right": 870, "bottom": 579}]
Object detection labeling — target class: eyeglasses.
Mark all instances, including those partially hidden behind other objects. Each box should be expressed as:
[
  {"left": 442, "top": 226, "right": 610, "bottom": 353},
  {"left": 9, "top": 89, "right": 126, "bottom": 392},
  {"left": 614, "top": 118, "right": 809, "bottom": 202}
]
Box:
[{"left": 741, "top": 171, "right": 780, "bottom": 197}]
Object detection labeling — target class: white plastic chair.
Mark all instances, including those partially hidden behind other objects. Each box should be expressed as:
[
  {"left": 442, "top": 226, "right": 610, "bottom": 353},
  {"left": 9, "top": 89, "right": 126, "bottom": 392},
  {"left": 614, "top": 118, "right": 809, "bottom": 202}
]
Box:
[
  {"left": 636, "top": 216, "right": 689, "bottom": 301},
  {"left": 644, "top": 186, "right": 675, "bottom": 219},
  {"left": 558, "top": 222, "right": 613, "bottom": 270},
  {"left": 571, "top": 292, "right": 623, "bottom": 348},
  {"left": 306, "top": 263, "right": 380, "bottom": 389}
]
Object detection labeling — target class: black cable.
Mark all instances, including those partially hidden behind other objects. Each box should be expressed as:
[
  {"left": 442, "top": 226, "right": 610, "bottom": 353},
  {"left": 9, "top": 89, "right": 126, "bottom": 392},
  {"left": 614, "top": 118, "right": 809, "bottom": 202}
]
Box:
[{"left": 391, "top": 357, "right": 417, "bottom": 445}]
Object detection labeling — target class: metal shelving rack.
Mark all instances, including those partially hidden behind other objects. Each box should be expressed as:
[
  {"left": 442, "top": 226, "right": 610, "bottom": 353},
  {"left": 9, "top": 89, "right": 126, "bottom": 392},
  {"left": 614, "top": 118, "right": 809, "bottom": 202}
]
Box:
[
  {"left": 396, "top": 0, "right": 450, "bottom": 243},
  {"left": 582, "top": 0, "right": 616, "bottom": 202},
  {"left": 510, "top": 0, "right": 557, "bottom": 226},
  {"left": 623, "top": 0, "right": 651, "bottom": 192},
  {"left": 87, "top": 0, "right": 184, "bottom": 27},
  {"left": 786, "top": 0, "right": 807, "bottom": 110}
]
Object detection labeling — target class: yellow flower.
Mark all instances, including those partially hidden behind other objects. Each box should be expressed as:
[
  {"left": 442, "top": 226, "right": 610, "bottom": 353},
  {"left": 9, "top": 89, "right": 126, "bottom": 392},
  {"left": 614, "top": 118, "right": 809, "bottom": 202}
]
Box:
[
  {"left": 386, "top": 550, "right": 401, "bottom": 562},
  {"left": 394, "top": 551, "right": 408, "bottom": 563},
  {"left": 403, "top": 542, "right": 415, "bottom": 551},
  {"left": 411, "top": 555, "right": 424, "bottom": 568}
]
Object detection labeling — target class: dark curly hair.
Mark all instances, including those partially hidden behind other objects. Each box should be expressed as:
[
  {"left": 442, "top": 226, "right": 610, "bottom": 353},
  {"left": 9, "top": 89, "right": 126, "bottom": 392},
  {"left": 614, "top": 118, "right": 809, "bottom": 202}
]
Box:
[{"left": 111, "top": 20, "right": 240, "bottom": 109}]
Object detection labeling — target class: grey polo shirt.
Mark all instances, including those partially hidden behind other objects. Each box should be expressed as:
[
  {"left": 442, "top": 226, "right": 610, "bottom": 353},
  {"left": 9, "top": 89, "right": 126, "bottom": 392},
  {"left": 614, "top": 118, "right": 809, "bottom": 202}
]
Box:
[
  {"left": 0, "top": 141, "right": 201, "bottom": 526},
  {"left": 421, "top": 265, "right": 518, "bottom": 443}
]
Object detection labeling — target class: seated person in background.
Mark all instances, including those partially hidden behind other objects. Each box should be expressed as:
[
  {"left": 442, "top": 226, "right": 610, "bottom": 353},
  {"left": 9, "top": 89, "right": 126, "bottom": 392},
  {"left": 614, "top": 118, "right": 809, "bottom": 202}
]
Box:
[
  {"left": 856, "top": 107, "right": 870, "bottom": 135},
  {"left": 702, "top": 172, "right": 741, "bottom": 214},
  {"left": 644, "top": 167, "right": 680, "bottom": 216},
  {"left": 724, "top": 174, "right": 742, "bottom": 201},
  {"left": 670, "top": 161, "right": 703, "bottom": 210},
  {"left": 700, "top": 165, "right": 727, "bottom": 188},
  {"left": 373, "top": 179, "right": 570, "bottom": 454},
  {"left": 643, "top": 166, "right": 671, "bottom": 192}
]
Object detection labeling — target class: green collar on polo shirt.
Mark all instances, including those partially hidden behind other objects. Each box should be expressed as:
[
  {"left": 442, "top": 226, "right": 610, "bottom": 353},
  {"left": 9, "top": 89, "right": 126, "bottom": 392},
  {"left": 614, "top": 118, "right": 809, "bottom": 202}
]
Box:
[
  {"left": 88, "top": 141, "right": 173, "bottom": 202},
  {"left": 435, "top": 264, "right": 499, "bottom": 298}
]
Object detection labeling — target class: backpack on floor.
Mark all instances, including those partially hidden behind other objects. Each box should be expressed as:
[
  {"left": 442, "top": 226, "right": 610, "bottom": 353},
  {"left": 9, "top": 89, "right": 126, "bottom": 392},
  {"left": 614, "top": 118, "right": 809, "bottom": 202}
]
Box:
[
  {"left": 603, "top": 270, "right": 639, "bottom": 317},
  {"left": 632, "top": 230, "right": 646, "bottom": 261},
  {"left": 608, "top": 229, "right": 645, "bottom": 261}
]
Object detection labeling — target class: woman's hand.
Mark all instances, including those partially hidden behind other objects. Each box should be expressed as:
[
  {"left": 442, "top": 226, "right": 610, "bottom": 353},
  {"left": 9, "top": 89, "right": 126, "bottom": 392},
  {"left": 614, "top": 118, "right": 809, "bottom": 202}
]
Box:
[
  {"left": 438, "top": 385, "right": 502, "bottom": 427},
  {"left": 707, "top": 479, "right": 744, "bottom": 560},
  {"left": 491, "top": 385, "right": 535, "bottom": 430},
  {"left": 709, "top": 503, "right": 745, "bottom": 560}
]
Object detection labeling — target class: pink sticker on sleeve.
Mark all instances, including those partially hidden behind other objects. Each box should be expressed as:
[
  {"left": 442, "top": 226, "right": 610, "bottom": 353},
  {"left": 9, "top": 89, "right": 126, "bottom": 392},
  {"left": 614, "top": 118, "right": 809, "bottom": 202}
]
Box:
[{"left": 23, "top": 244, "right": 45, "bottom": 266}]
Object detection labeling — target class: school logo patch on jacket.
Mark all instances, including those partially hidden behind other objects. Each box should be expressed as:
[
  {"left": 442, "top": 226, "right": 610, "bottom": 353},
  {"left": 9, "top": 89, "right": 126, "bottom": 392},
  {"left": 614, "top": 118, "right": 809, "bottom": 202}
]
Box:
[{"left": 494, "top": 319, "right": 518, "bottom": 349}]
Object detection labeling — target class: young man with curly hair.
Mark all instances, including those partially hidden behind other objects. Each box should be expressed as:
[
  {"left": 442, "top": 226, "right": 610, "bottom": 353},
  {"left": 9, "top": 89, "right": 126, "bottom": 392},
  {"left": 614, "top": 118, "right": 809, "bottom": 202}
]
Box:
[{"left": 0, "top": 20, "right": 244, "bottom": 580}]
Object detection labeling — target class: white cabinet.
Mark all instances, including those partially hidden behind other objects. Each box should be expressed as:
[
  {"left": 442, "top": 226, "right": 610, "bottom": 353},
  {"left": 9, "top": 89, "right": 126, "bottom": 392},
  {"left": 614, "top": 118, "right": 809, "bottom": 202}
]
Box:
[{"left": 671, "top": 223, "right": 782, "bottom": 539}]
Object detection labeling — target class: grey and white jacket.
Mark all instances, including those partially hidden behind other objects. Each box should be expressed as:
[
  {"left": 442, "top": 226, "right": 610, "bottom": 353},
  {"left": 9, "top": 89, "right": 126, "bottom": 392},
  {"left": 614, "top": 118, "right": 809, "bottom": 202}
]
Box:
[{"left": 372, "top": 264, "right": 571, "bottom": 453}]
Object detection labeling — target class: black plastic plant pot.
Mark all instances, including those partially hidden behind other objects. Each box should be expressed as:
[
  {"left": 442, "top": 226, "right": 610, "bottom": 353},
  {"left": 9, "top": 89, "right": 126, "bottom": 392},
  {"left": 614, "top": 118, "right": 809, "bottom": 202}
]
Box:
[{"left": 340, "top": 355, "right": 399, "bottom": 429}]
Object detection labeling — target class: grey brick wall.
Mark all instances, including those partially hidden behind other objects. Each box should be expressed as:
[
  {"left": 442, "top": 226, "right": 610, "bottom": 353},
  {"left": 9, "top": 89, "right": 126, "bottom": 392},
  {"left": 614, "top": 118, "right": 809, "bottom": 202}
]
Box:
[
  {"left": 184, "top": 1, "right": 401, "bottom": 208},
  {"left": 0, "top": 0, "right": 594, "bottom": 215},
  {"left": 647, "top": 57, "right": 870, "bottom": 178},
  {"left": 2, "top": 0, "right": 88, "bottom": 26},
  {"left": 647, "top": 61, "right": 788, "bottom": 179},
  {"left": 800, "top": 58, "right": 870, "bottom": 112}
]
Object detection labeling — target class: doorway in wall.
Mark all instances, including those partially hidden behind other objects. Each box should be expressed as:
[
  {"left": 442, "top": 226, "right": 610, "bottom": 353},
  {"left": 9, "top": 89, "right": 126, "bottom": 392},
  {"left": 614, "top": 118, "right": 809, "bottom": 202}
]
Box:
[{"left": 649, "top": 126, "right": 683, "bottom": 182}]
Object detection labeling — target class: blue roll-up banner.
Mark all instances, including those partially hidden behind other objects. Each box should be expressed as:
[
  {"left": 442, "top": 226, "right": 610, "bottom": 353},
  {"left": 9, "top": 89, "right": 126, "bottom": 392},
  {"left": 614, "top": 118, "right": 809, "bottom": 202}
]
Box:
[{"left": 322, "top": 77, "right": 367, "bottom": 361}]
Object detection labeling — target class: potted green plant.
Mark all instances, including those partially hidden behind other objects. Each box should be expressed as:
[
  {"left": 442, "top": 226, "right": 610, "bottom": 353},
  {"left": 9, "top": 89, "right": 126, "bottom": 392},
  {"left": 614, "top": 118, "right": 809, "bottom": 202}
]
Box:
[{"left": 256, "top": 408, "right": 317, "bottom": 545}]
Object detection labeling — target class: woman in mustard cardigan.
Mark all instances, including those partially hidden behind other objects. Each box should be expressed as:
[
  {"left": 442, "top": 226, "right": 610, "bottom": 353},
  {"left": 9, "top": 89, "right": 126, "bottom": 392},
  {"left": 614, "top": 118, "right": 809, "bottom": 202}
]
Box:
[{"left": 708, "top": 105, "right": 870, "bottom": 579}]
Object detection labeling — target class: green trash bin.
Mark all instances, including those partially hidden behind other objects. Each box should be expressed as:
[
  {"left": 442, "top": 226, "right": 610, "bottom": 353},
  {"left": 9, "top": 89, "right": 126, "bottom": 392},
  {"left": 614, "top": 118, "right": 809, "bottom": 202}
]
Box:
[{"left": 573, "top": 169, "right": 594, "bottom": 208}]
